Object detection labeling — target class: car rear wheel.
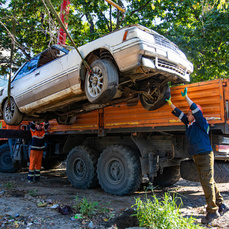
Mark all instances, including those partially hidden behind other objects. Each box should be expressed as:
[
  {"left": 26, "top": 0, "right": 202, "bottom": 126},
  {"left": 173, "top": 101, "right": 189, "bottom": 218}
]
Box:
[
  {"left": 3, "top": 98, "right": 23, "bottom": 125},
  {"left": 85, "top": 59, "right": 118, "bottom": 104},
  {"left": 56, "top": 116, "right": 76, "bottom": 125},
  {"left": 140, "top": 83, "right": 170, "bottom": 111}
]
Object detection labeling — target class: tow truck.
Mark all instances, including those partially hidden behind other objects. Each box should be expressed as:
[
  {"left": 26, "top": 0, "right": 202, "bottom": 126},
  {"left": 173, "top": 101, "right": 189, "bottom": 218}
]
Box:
[{"left": 0, "top": 78, "right": 229, "bottom": 195}]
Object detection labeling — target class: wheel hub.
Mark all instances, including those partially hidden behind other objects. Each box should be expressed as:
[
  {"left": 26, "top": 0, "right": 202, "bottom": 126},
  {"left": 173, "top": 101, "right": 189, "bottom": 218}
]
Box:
[
  {"left": 88, "top": 66, "right": 104, "bottom": 98},
  {"left": 5, "top": 103, "right": 15, "bottom": 121},
  {"left": 74, "top": 158, "right": 86, "bottom": 179},
  {"left": 106, "top": 159, "right": 124, "bottom": 184}
]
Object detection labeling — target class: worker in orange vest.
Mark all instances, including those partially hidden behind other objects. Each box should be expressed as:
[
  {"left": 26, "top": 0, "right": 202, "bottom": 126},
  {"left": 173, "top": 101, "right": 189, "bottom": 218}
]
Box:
[{"left": 27, "top": 121, "right": 49, "bottom": 183}]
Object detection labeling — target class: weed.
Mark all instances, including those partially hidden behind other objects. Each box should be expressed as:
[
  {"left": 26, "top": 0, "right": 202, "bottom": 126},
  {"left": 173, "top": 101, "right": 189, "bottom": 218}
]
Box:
[
  {"left": 28, "top": 188, "right": 38, "bottom": 197},
  {"left": 3, "top": 182, "right": 16, "bottom": 189},
  {"left": 132, "top": 192, "right": 203, "bottom": 229},
  {"left": 74, "top": 196, "right": 110, "bottom": 218}
]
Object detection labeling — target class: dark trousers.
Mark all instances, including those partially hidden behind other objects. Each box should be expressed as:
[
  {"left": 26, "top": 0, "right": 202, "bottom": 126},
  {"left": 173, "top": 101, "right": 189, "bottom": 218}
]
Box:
[{"left": 193, "top": 151, "right": 224, "bottom": 213}]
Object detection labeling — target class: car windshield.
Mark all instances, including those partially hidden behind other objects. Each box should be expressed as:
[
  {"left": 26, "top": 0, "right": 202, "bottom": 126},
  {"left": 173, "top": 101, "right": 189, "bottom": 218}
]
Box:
[{"left": 14, "top": 55, "right": 40, "bottom": 81}]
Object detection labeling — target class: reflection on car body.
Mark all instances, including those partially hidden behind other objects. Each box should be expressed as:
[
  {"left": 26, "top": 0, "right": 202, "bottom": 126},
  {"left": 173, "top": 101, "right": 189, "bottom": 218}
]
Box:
[{"left": 0, "top": 24, "right": 193, "bottom": 125}]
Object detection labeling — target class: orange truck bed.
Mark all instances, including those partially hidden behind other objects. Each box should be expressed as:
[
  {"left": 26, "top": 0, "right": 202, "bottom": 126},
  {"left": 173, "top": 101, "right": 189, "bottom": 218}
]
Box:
[{"left": 47, "top": 79, "right": 229, "bottom": 135}]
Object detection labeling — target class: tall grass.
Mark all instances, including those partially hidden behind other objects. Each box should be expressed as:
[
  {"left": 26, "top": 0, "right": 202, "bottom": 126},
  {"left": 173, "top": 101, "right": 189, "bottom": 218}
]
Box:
[{"left": 133, "top": 193, "right": 202, "bottom": 229}]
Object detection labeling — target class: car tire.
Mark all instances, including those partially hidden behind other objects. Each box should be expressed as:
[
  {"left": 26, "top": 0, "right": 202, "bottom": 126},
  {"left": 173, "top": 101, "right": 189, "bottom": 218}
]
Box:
[
  {"left": 85, "top": 59, "right": 118, "bottom": 104},
  {"left": 154, "top": 165, "right": 180, "bottom": 187},
  {"left": 56, "top": 116, "right": 76, "bottom": 125},
  {"left": 3, "top": 98, "right": 23, "bottom": 125},
  {"left": 140, "top": 83, "right": 170, "bottom": 111},
  {"left": 66, "top": 145, "right": 99, "bottom": 189},
  {"left": 97, "top": 145, "right": 142, "bottom": 195}
]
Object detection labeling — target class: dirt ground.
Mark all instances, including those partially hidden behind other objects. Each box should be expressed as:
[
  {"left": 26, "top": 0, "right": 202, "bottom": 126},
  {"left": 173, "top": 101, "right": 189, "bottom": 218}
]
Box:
[{"left": 0, "top": 166, "right": 229, "bottom": 229}]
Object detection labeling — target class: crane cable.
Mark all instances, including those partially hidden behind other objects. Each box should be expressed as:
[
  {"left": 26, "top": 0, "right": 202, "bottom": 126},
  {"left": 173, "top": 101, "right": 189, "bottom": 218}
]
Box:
[
  {"left": 44, "top": 0, "right": 92, "bottom": 73},
  {"left": 104, "top": 0, "right": 126, "bottom": 13}
]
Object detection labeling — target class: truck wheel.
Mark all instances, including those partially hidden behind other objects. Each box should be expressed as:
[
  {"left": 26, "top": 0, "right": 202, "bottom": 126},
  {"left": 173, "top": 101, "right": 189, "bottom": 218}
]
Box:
[
  {"left": 154, "top": 166, "right": 180, "bottom": 187},
  {"left": 97, "top": 145, "right": 142, "bottom": 195},
  {"left": 66, "top": 146, "right": 98, "bottom": 189},
  {"left": 0, "top": 143, "right": 18, "bottom": 173},
  {"left": 180, "top": 160, "right": 229, "bottom": 183},
  {"left": 3, "top": 98, "right": 23, "bottom": 125},
  {"left": 140, "top": 83, "right": 170, "bottom": 111},
  {"left": 85, "top": 59, "right": 118, "bottom": 104}
]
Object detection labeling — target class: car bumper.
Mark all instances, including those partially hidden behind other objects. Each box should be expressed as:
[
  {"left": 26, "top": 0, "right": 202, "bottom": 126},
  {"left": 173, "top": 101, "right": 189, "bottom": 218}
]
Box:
[{"left": 113, "top": 40, "right": 192, "bottom": 82}]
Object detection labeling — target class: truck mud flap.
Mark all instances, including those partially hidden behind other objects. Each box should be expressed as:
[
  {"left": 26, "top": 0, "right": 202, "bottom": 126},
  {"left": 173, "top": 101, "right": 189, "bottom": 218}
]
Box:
[{"left": 180, "top": 160, "right": 229, "bottom": 183}]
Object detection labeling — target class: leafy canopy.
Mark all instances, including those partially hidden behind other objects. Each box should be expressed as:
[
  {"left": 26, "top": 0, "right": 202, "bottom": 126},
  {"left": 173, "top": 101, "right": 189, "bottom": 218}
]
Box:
[{"left": 0, "top": 0, "right": 228, "bottom": 82}]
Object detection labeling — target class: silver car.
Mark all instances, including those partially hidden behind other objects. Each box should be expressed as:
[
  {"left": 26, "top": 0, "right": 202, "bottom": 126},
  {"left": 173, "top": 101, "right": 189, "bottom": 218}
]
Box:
[{"left": 0, "top": 24, "right": 193, "bottom": 125}]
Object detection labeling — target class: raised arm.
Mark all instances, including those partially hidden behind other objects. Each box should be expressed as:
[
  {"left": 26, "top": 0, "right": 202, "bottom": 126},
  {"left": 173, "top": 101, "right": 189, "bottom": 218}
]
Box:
[
  {"left": 165, "top": 96, "right": 176, "bottom": 111},
  {"left": 165, "top": 94, "right": 189, "bottom": 125},
  {"left": 181, "top": 87, "right": 193, "bottom": 107}
]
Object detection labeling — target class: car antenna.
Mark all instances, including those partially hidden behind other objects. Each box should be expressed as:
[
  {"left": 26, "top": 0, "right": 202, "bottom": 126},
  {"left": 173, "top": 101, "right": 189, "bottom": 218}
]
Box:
[{"left": 43, "top": 0, "right": 92, "bottom": 74}]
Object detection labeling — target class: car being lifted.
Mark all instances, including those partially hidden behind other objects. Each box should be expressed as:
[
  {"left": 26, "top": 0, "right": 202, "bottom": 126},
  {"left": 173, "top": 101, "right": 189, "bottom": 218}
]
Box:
[{"left": 0, "top": 24, "right": 193, "bottom": 125}]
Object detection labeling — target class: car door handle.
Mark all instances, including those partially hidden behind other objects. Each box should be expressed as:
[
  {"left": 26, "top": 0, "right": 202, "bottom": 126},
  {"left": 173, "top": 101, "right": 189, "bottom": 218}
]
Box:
[{"left": 35, "top": 71, "right": 40, "bottom": 76}]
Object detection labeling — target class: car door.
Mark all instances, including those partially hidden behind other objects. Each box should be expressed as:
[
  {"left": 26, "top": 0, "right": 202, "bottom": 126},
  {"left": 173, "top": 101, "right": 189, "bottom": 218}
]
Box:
[
  {"left": 11, "top": 55, "right": 40, "bottom": 109},
  {"left": 32, "top": 46, "right": 71, "bottom": 104}
]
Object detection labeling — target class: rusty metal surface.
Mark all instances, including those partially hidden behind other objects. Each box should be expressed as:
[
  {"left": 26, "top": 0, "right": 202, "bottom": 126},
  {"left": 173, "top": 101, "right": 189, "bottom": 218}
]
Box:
[{"left": 104, "top": 79, "right": 225, "bottom": 129}]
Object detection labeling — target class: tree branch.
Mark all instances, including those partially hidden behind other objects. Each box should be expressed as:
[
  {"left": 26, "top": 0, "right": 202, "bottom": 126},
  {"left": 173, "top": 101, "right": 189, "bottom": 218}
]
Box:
[
  {"left": 130, "top": 0, "right": 151, "bottom": 16},
  {"left": 0, "top": 19, "right": 31, "bottom": 61}
]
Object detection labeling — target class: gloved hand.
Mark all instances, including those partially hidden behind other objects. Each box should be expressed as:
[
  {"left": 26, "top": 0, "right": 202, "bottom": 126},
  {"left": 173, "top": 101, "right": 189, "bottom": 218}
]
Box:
[
  {"left": 165, "top": 96, "right": 172, "bottom": 106},
  {"left": 181, "top": 87, "right": 188, "bottom": 97}
]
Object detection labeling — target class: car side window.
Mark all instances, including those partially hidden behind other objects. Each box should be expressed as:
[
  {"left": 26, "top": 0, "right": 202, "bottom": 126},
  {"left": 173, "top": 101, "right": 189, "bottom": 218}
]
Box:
[
  {"left": 37, "top": 47, "right": 67, "bottom": 68},
  {"left": 14, "top": 55, "right": 40, "bottom": 81}
]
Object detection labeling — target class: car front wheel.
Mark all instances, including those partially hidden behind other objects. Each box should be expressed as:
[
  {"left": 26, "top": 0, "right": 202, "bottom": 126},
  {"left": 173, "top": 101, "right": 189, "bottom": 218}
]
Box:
[
  {"left": 3, "top": 98, "right": 23, "bottom": 125},
  {"left": 85, "top": 59, "right": 119, "bottom": 104},
  {"left": 140, "top": 83, "right": 170, "bottom": 111}
]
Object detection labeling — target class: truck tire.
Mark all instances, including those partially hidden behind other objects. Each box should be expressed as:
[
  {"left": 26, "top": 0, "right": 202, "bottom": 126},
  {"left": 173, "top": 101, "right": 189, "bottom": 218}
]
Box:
[
  {"left": 3, "top": 98, "right": 24, "bottom": 125},
  {"left": 180, "top": 160, "right": 229, "bottom": 183},
  {"left": 85, "top": 59, "right": 118, "bottom": 104},
  {"left": 66, "top": 146, "right": 98, "bottom": 189},
  {"left": 97, "top": 145, "right": 142, "bottom": 195},
  {"left": 140, "top": 83, "right": 170, "bottom": 111},
  {"left": 154, "top": 165, "right": 180, "bottom": 187},
  {"left": 0, "top": 143, "right": 18, "bottom": 173}
]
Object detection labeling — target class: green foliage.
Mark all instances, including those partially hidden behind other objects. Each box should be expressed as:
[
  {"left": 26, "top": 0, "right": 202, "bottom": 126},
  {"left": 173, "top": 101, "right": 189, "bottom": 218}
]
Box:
[
  {"left": 133, "top": 193, "right": 202, "bottom": 229},
  {"left": 28, "top": 188, "right": 38, "bottom": 197},
  {"left": 0, "top": 0, "right": 228, "bottom": 82},
  {"left": 74, "top": 196, "right": 109, "bottom": 218},
  {"left": 3, "top": 182, "right": 16, "bottom": 189}
]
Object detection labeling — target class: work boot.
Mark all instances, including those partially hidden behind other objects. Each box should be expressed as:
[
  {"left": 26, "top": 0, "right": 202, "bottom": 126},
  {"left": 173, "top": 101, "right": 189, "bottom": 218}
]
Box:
[
  {"left": 201, "top": 211, "right": 220, "bottom": 224},
  {"left": 218, "top": 203, "right": 229, "bottom": 215}
]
